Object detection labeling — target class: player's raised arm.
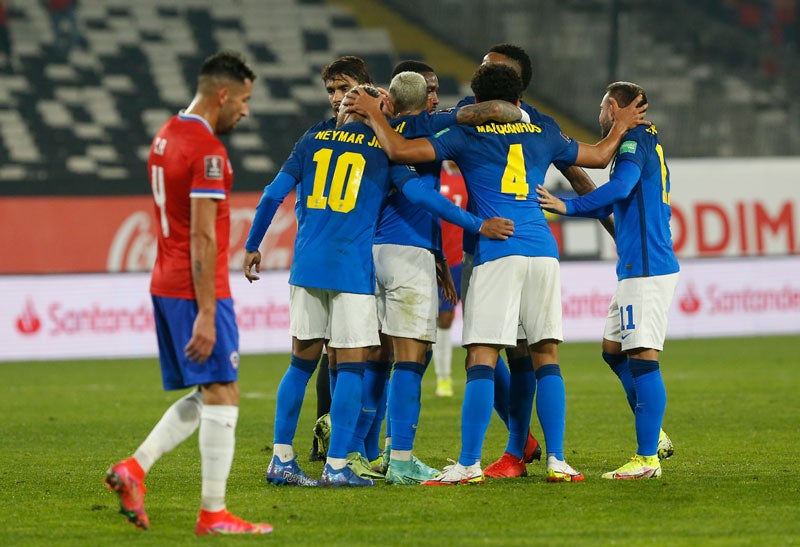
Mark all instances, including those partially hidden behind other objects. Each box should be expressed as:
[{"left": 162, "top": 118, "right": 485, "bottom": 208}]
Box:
[
  {"left": 574, "top": 94, "right": 648, "bottom": 168},
  {"left": 344, "top": 87, "right": 436, "bottom": 164},
  {"left": 455, "top": 100, "right": 526, "bottom": 125}
]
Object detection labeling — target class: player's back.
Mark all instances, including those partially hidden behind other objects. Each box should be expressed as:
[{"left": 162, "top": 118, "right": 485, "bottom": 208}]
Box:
[
  {"left": 148, "top": 113, "right": 232, "bottom": 299},
  {"left": 430, "top": 118, "right": 577, "bottom": 265},
  {"left": 611, "top": 124, "right": 679, "bottom": 279},
  {"left": 282, "top": 120, "right": 416, "bottom": 294}
]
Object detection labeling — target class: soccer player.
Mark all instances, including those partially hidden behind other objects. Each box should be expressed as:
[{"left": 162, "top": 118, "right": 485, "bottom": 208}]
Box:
[
  {"left": 345, "top": 63, "right": 647, "bottom": 485},
  {"left": 103, "top": 50, "right": 272, "bottom": 535},
  {"left": 243, "top": 85, "right": 514, "bottom": 487},
  {"left": 464, "top": 43, "right": 615, "bottom": 479},
  {"left": 536, "top": 81, "right": 679, "bottom": 479},
  {"left": 432, "top": 161, "right": 466, "bottom": 398},
  {"left": 306, "top": 55, "right": 374, "bottom": 463},
  {"left": 364, "top": 69, "right": 527, "bottom": 485}
]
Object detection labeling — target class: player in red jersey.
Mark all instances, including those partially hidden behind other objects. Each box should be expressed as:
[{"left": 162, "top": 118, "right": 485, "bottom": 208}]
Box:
[
  {"left": 103, "top": 50, "right": 272, "bottom": 536},
  {"left": 432, "top": 161, "right": 468, "bottom": 397}
]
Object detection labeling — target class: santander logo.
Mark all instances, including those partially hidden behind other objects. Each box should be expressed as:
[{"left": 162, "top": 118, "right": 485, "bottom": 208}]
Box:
[
  {"left": 679, "top": 284, "right": 702, "bottom": 314},
  {"left": 16, "top": 299, "right": 42, "bottom": 335}
]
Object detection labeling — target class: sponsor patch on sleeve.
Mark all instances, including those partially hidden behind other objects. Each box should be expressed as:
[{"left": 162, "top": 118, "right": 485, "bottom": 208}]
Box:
[
  {"left": 620, "top": 141, "right": 637, "bottom": 155},
  {"left": 204, "top": 155, "right": 224, "bottom": 179},
  {"left": 560, "top": 131, "right": 573, "bottom": 143}
]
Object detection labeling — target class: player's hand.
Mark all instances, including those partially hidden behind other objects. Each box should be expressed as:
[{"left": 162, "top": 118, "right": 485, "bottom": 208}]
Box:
[
  {"left": 343, "top": 87, "right": 383, "bottom": 119},
  {"left": 436, "top": 259, "right": 457, "bottom": 305},
  {"left": 535, "top": 185, "right": 567, "bottom": 214},
  {"left": 613, "top": 94, "right": 650, "bottom": 130},
  {"left": 376, "top": 87, "right": 395, "bottom": 117},
  {"left": 479, "top": 217, "right": 514, "bottom": 240},
  {"left": 185, "top": 311, "right": 215, "bottom": 364},
  {"left": 243, "top": 250, "right": 262, "bottom": 283}
]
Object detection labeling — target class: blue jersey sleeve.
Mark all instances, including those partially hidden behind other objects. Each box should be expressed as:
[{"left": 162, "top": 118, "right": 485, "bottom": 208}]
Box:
[
  {"left": 397, "top": 173, "right": 482, "bottom": 234},
  {"left": 563, "top": 159, "right": 641, "bottom": 218},
  {"left": 245, "top": 171, "right": 297, "bottom": 251}
]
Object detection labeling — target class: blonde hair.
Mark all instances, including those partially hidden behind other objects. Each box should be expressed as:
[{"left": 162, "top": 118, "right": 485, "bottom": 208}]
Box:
[{"left": 389, "top": 71, "right": 427, "bottom": 114}]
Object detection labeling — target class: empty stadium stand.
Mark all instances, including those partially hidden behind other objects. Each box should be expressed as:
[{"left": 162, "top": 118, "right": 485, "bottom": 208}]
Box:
[{"left": 0, "top": 0, "right": 415, "bottom": 196}]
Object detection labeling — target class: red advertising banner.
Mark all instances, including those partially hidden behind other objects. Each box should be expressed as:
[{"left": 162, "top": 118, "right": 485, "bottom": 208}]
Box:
[{"left": 0, "top": 192, "right": 298, "bottom": 274}]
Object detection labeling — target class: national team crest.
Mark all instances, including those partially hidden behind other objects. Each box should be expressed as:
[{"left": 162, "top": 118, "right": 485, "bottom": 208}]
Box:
[{"left": 204, "top": 155, "right": 224, "bottom": 179}]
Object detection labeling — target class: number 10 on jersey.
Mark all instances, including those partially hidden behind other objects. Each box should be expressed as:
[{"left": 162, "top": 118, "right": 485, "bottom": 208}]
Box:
[{"left": 307, "top": 148, "right": 365, "bottom": 213}]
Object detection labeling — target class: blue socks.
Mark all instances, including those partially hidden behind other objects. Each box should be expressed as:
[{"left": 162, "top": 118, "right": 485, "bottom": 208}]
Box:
[
  {"left": 603, "top": 352, "right": 636, "bottom": 412},
  {"left": 629, "top": 358, "right": 665, "bottom": 456},
  {"left": 273, "top": 355, "right": 317, "bottom": 445},
  {"left": 535, "top": 364, "right": 566, "bottom": 460},
  {"left": 348, "top": 361, "right": 389, "bottom": 457},
  {"left": 327, "top": 362, "right": 364, "bottom": 459},
  {"left": 506, "top": 356, "right": 535, "bottom": 459},
  {"left": 493, "top": 355, "right": 511, "bottom": 427},
  {"left": 388, "top": 361, "right": 427, "bottom": 451},
  {"left": 459, "top": 365, "right": 494, "bottom": 466}
]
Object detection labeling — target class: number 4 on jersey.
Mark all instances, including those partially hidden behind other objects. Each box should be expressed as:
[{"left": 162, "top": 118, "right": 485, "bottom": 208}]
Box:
[{"left": 501, "top": 143, "right": 528, "bottom": 200}]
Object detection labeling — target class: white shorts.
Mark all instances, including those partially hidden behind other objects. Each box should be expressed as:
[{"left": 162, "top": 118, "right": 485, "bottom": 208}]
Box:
[
  {"left": 464, "top": 252, "right": 528, "bottom": 341},
  {"left": 373, "top": 244, "right": 438, "bottom": 342},
  {"left": 462, "top": 256, "right": 562, "bottom": 347},
  {"left": 289, "top": 285, "right": 381, "bottom": 349},
  {"left": 603, "top": 273, "right": 679, "bottom": 352}
]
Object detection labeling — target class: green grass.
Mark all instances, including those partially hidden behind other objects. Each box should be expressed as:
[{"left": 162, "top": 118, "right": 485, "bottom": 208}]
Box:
[{"left": 2, "top": 336, "right": 799, "bottom": 545}]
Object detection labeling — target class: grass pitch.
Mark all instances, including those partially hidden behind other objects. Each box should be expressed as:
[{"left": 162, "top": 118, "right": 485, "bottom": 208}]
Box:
[{"left": 1, "top": 335, "right": 799, "bottom": 546}]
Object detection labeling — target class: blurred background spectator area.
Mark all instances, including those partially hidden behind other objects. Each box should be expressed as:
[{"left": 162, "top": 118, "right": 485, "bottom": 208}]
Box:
[{"left": 0, "top": 0, "right": 797, "bottom": 197}]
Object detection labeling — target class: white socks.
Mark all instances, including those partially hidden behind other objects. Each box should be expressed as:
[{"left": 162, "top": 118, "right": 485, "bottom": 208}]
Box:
[
  {"left": 273, "top": 443, "right": 294, "bottom": 463},
  {"left": 133, "top": 389, "right": 203, "bottom": 473},
  {"left": 433, "top": 327, "right": 452, "bottom": 380},
  {"left": 199, "top": 405, "right": 238, "bottom": 512}
]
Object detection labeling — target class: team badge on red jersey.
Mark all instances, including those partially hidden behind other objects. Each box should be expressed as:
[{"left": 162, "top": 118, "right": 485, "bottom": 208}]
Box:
[{"left": 204, "top": 155, "right": 224, "bottom": 179}]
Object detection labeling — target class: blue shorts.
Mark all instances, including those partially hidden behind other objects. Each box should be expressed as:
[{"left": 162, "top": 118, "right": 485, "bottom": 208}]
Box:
[
  {"left": 152, "top": 296, "right": 240, "bottom": 391},
  {"left": 438, "top": 263, "right": 463, "bottom": 313}
]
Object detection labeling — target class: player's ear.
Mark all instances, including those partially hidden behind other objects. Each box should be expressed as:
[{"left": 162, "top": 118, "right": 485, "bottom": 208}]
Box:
[{"left": 217, "top": 86, "right": 230, "bottom": 106}]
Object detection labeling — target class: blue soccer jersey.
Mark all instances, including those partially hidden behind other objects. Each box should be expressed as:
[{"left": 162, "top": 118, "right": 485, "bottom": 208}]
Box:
[
  {"left": 561, "top": 124, "right": 680, "bottom": 280},
  {"left": 246, "top": 121, "right": 484, "bottom": 294},
  {"left": 428, "top": 118, "right": 578, "bottom": 266},
  {"left": 454, "top": 97, "right": 572, "bottom": 258},
  {"left": 374, "top": 111, "right": 457, "bottom": 252}
]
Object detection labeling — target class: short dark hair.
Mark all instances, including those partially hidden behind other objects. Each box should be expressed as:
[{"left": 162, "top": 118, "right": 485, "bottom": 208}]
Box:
[
  {"left": 199, "top": 50, "right": 256, "bottom": 86},
  {"left": 606, "top": 81, "right": 648, "bottom": 108},
  {"left": 391, "top": 60, "right": 435, "bottom": 79},
  {"left": 488, "top": 43, "right": 532, "bottom": 89},
  {"left": 321, "top": 55, "right": 372, "bottom": 84},
  {"left": 470, "top": 63, "right": 522, "bottom": 104}
]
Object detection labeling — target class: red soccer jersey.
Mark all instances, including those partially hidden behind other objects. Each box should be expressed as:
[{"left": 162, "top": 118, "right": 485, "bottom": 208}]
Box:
[
  {"left": 439, "top": 161, "right": 468, "bottom": 267},
  {"left": 148, "top": 113, "right": 233, "bottom": 299}
]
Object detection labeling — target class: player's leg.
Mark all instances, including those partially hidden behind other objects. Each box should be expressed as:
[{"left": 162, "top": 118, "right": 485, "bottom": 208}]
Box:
[
  {"left": 320, "top": 292, "right": 380, "bottom": 487},
  {"left": 105, "top": 296, "right": 202, "bottom": 530},
  {"left": 521, "top": 257, "right": 583, "bottom": 483},
  {"left": 309, "top": 349, "right": 331, "bottom": 461},
  {"left": 433, "top": 261, "right": 461, "bottom": 397},
  {"left": 269, "top": 286, "right": 326, "bottom": 485},
  {"left": 193, "top": 299, "right": 271, "bottom": 534},
  {"left": 602, "top": 274, "right": 678, "bottom": 479},
  {"left": 425, "top": 258, "right": 521, "bottom": 485}
]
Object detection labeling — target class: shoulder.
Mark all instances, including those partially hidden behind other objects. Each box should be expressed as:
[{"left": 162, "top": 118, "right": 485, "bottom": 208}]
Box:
[
  {"left": 305, "top": 117, "right": 336, "bottom": 135},
  {"left": 456, "top": 96, "right": 475, "bottom": 108}
]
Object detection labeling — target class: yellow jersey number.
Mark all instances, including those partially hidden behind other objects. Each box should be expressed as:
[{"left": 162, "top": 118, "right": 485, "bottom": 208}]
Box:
[
  {"left": 306, "top": 148, "right": 365, "bottom": 213},
  {"left": 500, "top": 143, "right": 528, "bottom": 200},
  {"left": 654, "top": 143, "right": 670, "bottom": 204}
]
